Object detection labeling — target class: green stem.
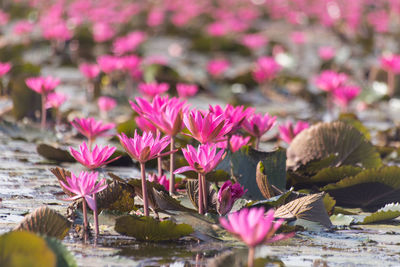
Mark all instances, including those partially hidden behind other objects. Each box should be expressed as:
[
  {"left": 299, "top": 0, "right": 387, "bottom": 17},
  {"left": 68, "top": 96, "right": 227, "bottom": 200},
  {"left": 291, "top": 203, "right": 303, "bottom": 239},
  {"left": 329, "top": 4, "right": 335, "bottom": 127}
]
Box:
[
  {"left": 255, "top": 137, "right": 260, "bottom": 150},
  {"left": 169, "top": 136, "right": 175, "bottom": 194},
  {"left": 140, "top": 162, "right": 149, "bottom": 216}
]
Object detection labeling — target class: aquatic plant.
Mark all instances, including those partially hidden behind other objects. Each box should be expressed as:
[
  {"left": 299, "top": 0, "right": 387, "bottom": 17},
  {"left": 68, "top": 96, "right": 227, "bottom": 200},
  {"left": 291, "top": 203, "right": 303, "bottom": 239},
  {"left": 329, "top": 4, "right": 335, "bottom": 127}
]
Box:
[
  {"left": 217, "top": 180, "right": 246, "bottom": 215},
  {"left": 278, "top": 120, "right": 309, "bottom": 144},
  {"left": 71, "top": 117, "right": 115, "bottom": 149},
  {"left": 242, "top": 112, "right": 277, "bottom": 149}
]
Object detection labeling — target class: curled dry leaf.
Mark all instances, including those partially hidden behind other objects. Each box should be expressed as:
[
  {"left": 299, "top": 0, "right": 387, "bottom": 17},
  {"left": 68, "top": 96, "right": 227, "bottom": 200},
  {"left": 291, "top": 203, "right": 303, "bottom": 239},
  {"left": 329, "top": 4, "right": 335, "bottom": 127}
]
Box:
[
  {"left": 186, "top": 179, "right": 218, "bottom": 212},
  {"left": 50, "top": 167, "right": 73, "bottom": 197},
  {"left": 256, "top": 161, "right": 276, "bottom": 199},
  {"left": 14, "top": 206, "right": 71, "bottom": 239}
]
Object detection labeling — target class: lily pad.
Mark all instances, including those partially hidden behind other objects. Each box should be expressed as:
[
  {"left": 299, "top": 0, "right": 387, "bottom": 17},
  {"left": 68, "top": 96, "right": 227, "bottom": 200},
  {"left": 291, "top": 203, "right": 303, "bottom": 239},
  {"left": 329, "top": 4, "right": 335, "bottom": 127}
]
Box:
[
  {"left": 114, "top": 215, "right": 194, "bottom": 241},
  {"left": 37, "top": 144, "right": 76, "bottom": 163},
  {"left": 43, "top": 236, "right": 78, "bottom": 267},
  {"left": 358, "top": 203, "right": 400, "bottom": 224},
  {"left": 287, "top": 121, "right": 381, "bottom": 172},
  {"left": 248, "top": 189, "right": 294, "bottom": 209},
  {"left": 339, "top": 113, "right": 371, "bottom": 141},
  {"left": 96, "top": 180, "right": 136, "bottom": 213},
  {"left": 0, "top": 231, "right": 56, "bottom": 267},
  {"left": 14, "top": 206, "right": 71, "bottom": 239},
  {"left": 50, "top": 167, "right": 73, "bottom": 197},
  {"left": 330, "top": 214, "right": 354, "bottom": 226},
  {"left": 321, "top": 166, "right": 400, "bottom": 211}
]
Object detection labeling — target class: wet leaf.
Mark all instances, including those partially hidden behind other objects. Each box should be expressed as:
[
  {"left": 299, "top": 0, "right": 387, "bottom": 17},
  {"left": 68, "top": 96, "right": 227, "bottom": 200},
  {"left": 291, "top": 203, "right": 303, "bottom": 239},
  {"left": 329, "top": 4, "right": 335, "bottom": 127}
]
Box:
[
  {"left": 323, "top": 193, "right": 336, "bottom": 214},
  {"left": 0, "top": 231, "right": 56, "bottom": 267},
  {"left": 358, "top": 203, "right": 400, "bottom": 224},
  {"left": 248, "top": 189, "right": 294, "bottom": 209},
  {"left": 96, "top": 180, "right": 135, "bottom": 213},
  {"left": 321, "top": 166, "right": 400, "bottom": 211},
  {"left": 329, "top": 214, "right": 354, "bottom": 226},
  {"left": 50, "top": 167, "right": 73, "bottom": 197},
  {"left": 339, "top": 113, "right": 371, "bottom": 141},
  {"left": 152, "top": 188, "right": 197, "bottom": 212},
  {"left": 114, "top": 215, "right": 194, "bottom": 241},
  {"left": 14, "top": 206, "right": 71, "bottom": 239},
  {"left": 274, "top": 192, "right": 332, "bottom": 228},
  {"left": 37, "top": 144, "right": 76, "bottom": 163},
  {"left": 186, "top": 179, "right": 218, "bottom": 212},
  {"left": 287, "top": 121, "right": 381, "bottom": 172},
  {"left": 43, "top": 236, "right": 77, "bottom": 267}
]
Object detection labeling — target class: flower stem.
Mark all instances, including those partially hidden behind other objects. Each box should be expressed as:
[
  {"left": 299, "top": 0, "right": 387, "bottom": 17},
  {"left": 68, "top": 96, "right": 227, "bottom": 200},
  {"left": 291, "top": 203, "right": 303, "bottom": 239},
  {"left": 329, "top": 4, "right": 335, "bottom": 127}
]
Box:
[
  {"left": 201, "top": 173, "right": 207, "bottom": 213},
  {"left": 247, "top": 246, "right": 255, "bottom": 267},
  {"left": 388, "top": 71, "right": 395, "bottom": 97},
  {"left": 82, "top": 198, "right": 88, "bottom": 234},
  {"left": 157, "top": 129, "right": 163, "bottom": 177},
  {"left": 198, "top": 173, "right": 204, "bottom": 214},
  {"left": 88, "top": 138, "right": 94, "bottom": 151},
  {"left": 255, "top": 137, "right": 260, "bottom": 150},
  {"left": 41, "top": 93, "right": 47, "bottom": 129},
  {"left": 93, "top": 193, "right": 99, "bottom": 237},
  {"left": 140, "top": 162, "right": 149, "bottom": 216},
  {"left": 169, "top": 136, "right": 175, "bottom": 195}
]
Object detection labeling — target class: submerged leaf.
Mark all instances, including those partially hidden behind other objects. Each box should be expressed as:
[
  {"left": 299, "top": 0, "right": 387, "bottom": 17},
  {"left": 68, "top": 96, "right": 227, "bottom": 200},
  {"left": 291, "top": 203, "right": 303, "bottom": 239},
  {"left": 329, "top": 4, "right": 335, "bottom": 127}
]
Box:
[
  {"left": 114, "top": 215, "right": 193, "bottom": 241},
  {"left": 37, "top": 144, "right": 76, "bottom": 163},
  {"left": 358, "top": 203, "right": 400, "bottom": 224},
  {"left": 14, "top": 206, "right": 71, "bottom": 239},
  {"left": 0, "top": 231, "right": 56, "bottom": 267}
]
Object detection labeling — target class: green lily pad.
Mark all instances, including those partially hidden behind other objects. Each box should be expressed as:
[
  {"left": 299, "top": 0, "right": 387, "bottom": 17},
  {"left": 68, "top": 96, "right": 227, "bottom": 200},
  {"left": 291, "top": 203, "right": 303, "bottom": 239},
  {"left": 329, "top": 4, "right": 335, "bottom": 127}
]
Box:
[
  {"left": 43, "top": 236, "right": 77, "bottom": 267},
  {"left": 14, "top": 206, "right": 71, "bottom": 239},
  {"left": 358, "top": 203, "right": 400, "bottom": 224},
  {"left": 322, "top": 166, "right": 400, "bottom": 211},
  {"left": 330, "top": 214, "right": 354, "bottom": 226},
  {"left": 96, "top": 180, "right": 136, "bottom": 213},
  {"left": 114, "top": 215, "right": 193, "bottom": 241},
  {"left": 0, "top": 231, "right": 56, "bottom": 267},
  {"left": 37, "top": 143, "right": 76, "bottom": 163}
]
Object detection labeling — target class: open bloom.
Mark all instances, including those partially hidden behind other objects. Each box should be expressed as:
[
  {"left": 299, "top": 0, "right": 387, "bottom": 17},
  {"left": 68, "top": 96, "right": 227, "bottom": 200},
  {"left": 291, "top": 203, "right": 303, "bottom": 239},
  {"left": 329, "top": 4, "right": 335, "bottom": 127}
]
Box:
[
  {"left": 148, "top": 173, "right": 169, "bottom": 191},
  {"left": 118, "top": 130, "right": 170, "bottom": 163},
  {"left": 138, "top": 82, "right": 170, "bottom": 99},
  {"left": 135, "top": 115, "right": 157, "bottom": 135},
  {"left": 59, "top": 171, "right": 107, "bottom": 211},
  {"left": 25, "top": 76, "right": 60, "bottom": 94},
  {"left": 209, "top": 104, "right": 254, "bottom": 134},
  {"left": 13, "top": 20, "right": 34, "bottom": 35},
  {"left": 112, "top": 31, "right": 147, "bottom": 55},
  {"left": 79, "top": 63, "right": 100, "bottom": 80},
  {"left": 174, "top": 143, "right": 225, "bottom": 175},
  {"left": 242, "top": 112, "right": 277, "bottom": 138},
  {"left": 332, "top": 86, "right": 361, "bottom": 109},
  {"left": 252, "top": 57, "right": 281, "bottom": 83},
  {"left": 240, "top": 33, "right": 268, "bottom": 50},
  {"left": 380, "top": 54, "right": 400, "bottom": 74},
  {"left": 314, "top": 70, "right": 348, "bottom": 92},
  {"left": 45, "top": 92, "right": 67, "bottom": 109},
  {"left": 219, "top": 207, "right": 294, "bottom": 248},
  {"left": 0, "top": 62, "right": 11, "bottom": 77},
  {"left": 71, "top": 117, "right": 115, "bottom": 141},
  {"left": 176, "top": 83, "right": 198, "bottom": 98},
  {"left": 97, "top": 96, "right": 117, "bottom": 112},
  {"left": 218, "top": 135, "right": 251, "bottom": 152},
  {"left": 278, "top": 121, "right": 309, "bottom": 144},
  {"left": 207, "top": 59, "right": 230, "bottom": 77},
  {"left": 318, "top": 46, "right": 335, "bottom": 61},
  {"left": 70, "top": 142, "right": 120, "bottom": 169},
  {"left": 183, "top": 110, "right": 233, "bottom": 144},
  {"left": 217, "top": 180, "right": 246, "bottom": 215}
]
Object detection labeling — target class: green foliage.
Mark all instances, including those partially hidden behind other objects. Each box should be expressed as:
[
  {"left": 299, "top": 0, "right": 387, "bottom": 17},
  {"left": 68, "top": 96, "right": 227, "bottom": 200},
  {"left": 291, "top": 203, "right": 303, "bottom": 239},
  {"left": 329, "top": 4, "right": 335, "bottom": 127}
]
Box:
[
  {"left": 43, "top": 236, "right": 78, "bottom": 267},
  {"left": 358, "top": 203, "right": 400, "bottom": 224},
  {"left": 36, "top": 143, "right": 76, "bottom": 163},
  {"left": 115, "top": 215, "right": 194, "bottom": 241}
]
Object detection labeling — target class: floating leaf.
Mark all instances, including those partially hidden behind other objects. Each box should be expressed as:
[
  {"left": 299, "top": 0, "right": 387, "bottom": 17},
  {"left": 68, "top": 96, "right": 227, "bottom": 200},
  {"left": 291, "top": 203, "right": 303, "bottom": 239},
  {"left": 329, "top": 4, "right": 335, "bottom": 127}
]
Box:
[
  {"left": 114, "top": 215, "right": 193, "bottom": 241},
  {"left": 287, "top": 121, "right": 381, "bottom": 172},
  {"left": 248, "top": 189, "right": 294, "bottom": 209},
  {"left": 274, "top": 193, "right": 332, "bottom": 228},
  {"left": 14, "top": 206, "right": 71, "bottom": 239},
  {"left": 323, "top": 193, "right": 336, "bottom": 214},
  {"left": 330, "top": 214, "right": 354, "bottom": 226},
  {"left": 50, "top": 167, "right": 73, "bottom": 197},
  {"left": 321, "top": 166, "right": 400, "bottom": 211},
  {"left": 96, "top": 180, "right": 135, "bottom": 213},
  {"left": 0, "top": 231, "right": 56, "bottom": 267},
  {"left": 339, "top": 113, "right": 371, "bottom": 141},
  {"left": 37, "top": 144, "right": 76, "bottom": 163},
  {"left": 358, "top": 203, "right": 400, "bottom": 224},
  {"left": 43, "top": 236, "right": 77, "bottom": 267}
]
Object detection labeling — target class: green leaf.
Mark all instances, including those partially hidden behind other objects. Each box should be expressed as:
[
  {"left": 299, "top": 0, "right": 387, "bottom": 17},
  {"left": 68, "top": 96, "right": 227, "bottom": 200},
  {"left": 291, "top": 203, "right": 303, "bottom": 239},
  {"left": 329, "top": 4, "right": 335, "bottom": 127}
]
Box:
[
  {"left": 339, "top": 113, "right": 371, "bottom": 141},
  {"left": 96, "top": 180, "right": 136, "bottom": 213},
  {"left": 116, "top": 118, "right": 136, "bottom": 138},
  {"left": 330, "top": 214, "right": 354, "bottom": 226},
  {"left": 248, "top": 189, "right": 294, "bottom": 209},
  {"left": 0, "top": 231, "right": 56, "bottom": 267},
  {"left": 322, "top": 166, "right": 400, "bottom": 211},
  {"left": 309, "top": 166, "right": 363, "bottom": 185},
  {"left": 358, "top": 203, "right": 400, "bottom": 224},
  {"left": 43, "top": 236, "right": 77, "bottom": 267},
  {"left": 37, "top": 143, "right": 76, "bottom": 163},
  {"left": 114, "top": 215, "right": 194, "bottom": 241},
  {"left": 323, "top": 193, "right": 336, "bottom": 214},
  {"left": 14, "top": 206, "right": 71, "bottom": 239},
  {"left": 287, "top": 121, "right": 382, "bottom": 172}
]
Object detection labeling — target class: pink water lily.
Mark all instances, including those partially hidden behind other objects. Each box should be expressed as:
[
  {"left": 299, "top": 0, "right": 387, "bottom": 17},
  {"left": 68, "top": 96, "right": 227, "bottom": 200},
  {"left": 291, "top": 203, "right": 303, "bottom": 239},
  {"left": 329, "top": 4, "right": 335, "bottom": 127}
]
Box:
[
  {"left": 220, "top": 207, "right": 295, "bottom": 267},
  {"left": 71, "top": 117, "right": 115, "bottom": 148},
  {"left": 209, "top": 104, "right": 255, "bottom": 134},
  {"left": 0, "top": 62, "right": 11, "bottom": 77},
  {"left": 380, "top": 54, "right": 400, "bottom": 96},
  {"left": 314, "top": 70, "right": 348, "bottom": 92},
  {"left": 79, "top": 63, "right": 100, "bottom": 80},
  {"left": 148, "top": 173, "right": 169, "bottom": 191},
  {"left": 70, "top": 142, "right": 120, "bottom": 170},
  {"left": 97, "top": 96, "right": 117, "bottom": 112},
  {"left": 46, "top": 92, "right": 67, "bottom": 109},
  {"left": 135, "top": 115, "right": 157, "bottom": 135},
  {"left": 252, "top": 57, "right": 281, "bottom": 83},
  {"left": 176, "top": 83, "right": 198, "bottom": 98},
  {"left": 183, "top": 109, "right": 233, "bottom": 144},
  {"left": 207, "top": 59, "right": 230, "bottom": 77},
  {"left": 217, "top": 180, "right": 246, "bottom": 215},
  {"left": 332, "top": 85, "right": 361, "bottom": 111},
  {"left": 242, "top": 112, "right": 277, "bottom": 149},
  {"left": 217, "top": 135, "right": 251, "bottom": 153},
  {"left": 318, "top": 46, "right": 335, "bottom": 61},
  {"left": 138, "top": 82, "right": 170, "bottom": 99},
  {"left": 278, "top": 120, "right": 309, "bottom": 144}
]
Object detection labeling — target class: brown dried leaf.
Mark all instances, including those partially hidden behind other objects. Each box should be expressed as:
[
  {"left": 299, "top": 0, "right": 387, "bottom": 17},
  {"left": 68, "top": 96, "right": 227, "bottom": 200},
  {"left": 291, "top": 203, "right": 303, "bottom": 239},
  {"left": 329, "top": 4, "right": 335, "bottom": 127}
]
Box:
[
  {"left": 256, "top": 161, "right": 275, "bottom": 199},
  {"left": 50, "top": 167, "right": 73, "bottom": 197}
]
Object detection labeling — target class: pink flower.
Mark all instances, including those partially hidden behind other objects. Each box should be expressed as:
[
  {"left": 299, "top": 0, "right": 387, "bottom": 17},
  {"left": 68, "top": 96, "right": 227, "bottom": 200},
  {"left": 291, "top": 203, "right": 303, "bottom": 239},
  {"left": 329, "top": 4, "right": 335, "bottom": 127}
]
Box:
[
  {"left": 112, "top": 31, "right": 147, "bottom": 55},
  {"left": 120, "top": 55, "right": 141, "bottom": 71},
  {"left": 368, "top": 10, "right": 389, "bottom": 33},
  {"left": 60, "top": 171, "right": 107, "bottom": 211},
  {"left": 118, "top": 130, "right": 170, "bottom": 163},
  {"left": 70, "top": 142, "right": 119, "bottom": 169},
  {"left": 71, "top": 117, "right": 115, "bottom": 141},
  {"left": 0, "top": 62, "right": 11, "bottom": 77},
  {"left": 332, "top": 86, "right": 361, "bottom": 109},
  {"left": 79, "top": 63, "right": 100, "bottom": 79},
  {"left": 148, "top": 173, "right": 169, "bottom": 191},
  {"left": 206, "top": 21, "right": 229, "bottom": 36},
  {"left": 314, "top": 70, "right": 348, "bottom": 92},
  {"left": 176, "top": 83, "right": 198, "bottom": 98},
  {"left": 147, "top": 7, "right": 165, "bottom": 27},
  {"left": 242, "top": 112, "right": 277, "bottom": 138},
  {"left": 0, "top": 10, "right": 9, "bottom": 26},
  {"left": 252, "top": 57, "right": 281, "bottom": 83},
  {"left": 46, "top": 92, "right": 67, "bottom": 109},
  {"left": 290, "top": 31, "right": 306, "bottom": 44},
  {"left": 240, "top": 33, "right": 268, "bottom": 50},
  {"left": 97, "top": 96, "right": 117, "bottom": 112},
  {"left": 13, "top": 20, "right": 34, "bottom": 35},
  {"left": 42, "top": 22, "right": 72, "bottom": 41},
  {"left": 318, "top": 46, "right": 335, "bottom": 61},
  {"left": 135, "top": 115, "right": 157, "bottom": 135},
  {"left": 207, "top": 59, "right": 230, "bottom": 77},
  {"left": 97, "top": 55, "right": 119, "bottom": 74},
  {"left": 217, "top": 180, "right": 246, "bottom": 215},
  {"left": 209, "top": 104, "right": 255, "bottom": 134},
  {"left": 93, "top": 22, "right": 115, "bottom": 43},
  {"left": 380, "top": 54, "right": 400, "bottom": 74},
  {"left": 25, "top": 76, "right": 60, "bottom": 94},
  {"left": 138, "top": 82, "right": 170, "bottom": 99},
  {"left": 183, "top": 109, "right": 233, "bottom": 144},
  {"left": 226, "top": 135, "right": 251, "bottom": 152},
  {"left": 278, "top": 120, "right": 309, "bottom": 144},
  {"left": 219, "top": 207, "right": 294, "bottom": 248},
  {"left": 130, "top": 95, "right": 169, "bottom": 116},
  {"left": 174, "top": 143, "right": 225, "bottom": 174}
]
